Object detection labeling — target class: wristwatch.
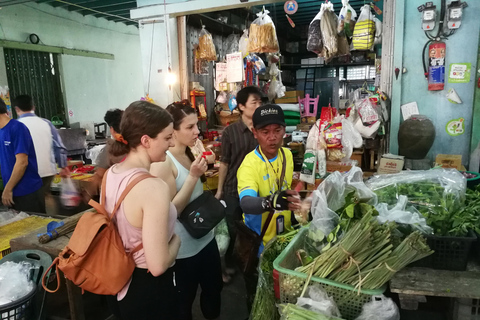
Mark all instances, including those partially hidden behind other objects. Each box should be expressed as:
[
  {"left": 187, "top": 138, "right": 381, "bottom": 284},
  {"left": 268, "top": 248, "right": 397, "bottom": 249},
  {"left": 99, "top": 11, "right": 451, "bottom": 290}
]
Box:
[{"left": 261, "top": 197, "right": 272, "bottom": 211}]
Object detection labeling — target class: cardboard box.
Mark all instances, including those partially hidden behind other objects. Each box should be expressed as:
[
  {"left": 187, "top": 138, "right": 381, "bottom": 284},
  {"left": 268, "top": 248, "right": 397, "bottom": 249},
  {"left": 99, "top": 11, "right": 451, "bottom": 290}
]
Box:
[
  {"left": 296, "top": 123, "right": 313, "bottom": 132},
  {"left": 326, "top": 161, "right": 353, "bottom": 173},
  {"left": 284, "top": 90, "right": 304, "bottom": 98},
  {"left": 351, "top": 150, "right": 364, "bottom": 168},
  {"left": 275, "top": 97, "right": 299, "bottom": 104},
  {"left": 377, "top": 154, "right": 405, "bottom": 174},
  {"left": 301, "top": 116, "right": 316, "bottom": 124},
  {"left": 435, "top": 154, "right": 462, "bottom": 169}
]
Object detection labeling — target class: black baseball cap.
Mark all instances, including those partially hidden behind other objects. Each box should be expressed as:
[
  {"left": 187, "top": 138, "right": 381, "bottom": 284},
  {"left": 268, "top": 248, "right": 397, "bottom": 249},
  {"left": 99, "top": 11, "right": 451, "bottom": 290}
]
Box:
[{"left": 252, "top": 104, "right": 286, "bottom": 129}]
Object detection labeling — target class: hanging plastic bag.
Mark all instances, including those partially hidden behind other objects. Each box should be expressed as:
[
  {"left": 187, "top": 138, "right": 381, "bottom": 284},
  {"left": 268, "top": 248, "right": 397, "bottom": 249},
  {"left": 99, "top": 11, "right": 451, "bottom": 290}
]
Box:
[
  {"left": 355, "top": 295, "right": 400, "bottom": 320},
  {"left": 60, "top": 177, "right": 81, "bottom": 208},
  {"left": 320, "top": 5, "right": 339, "bottom": 60},
  {"left": 225, "top": 33, "right": 240, "bottom": 55},
  {"left": 214, "top": 218, "right": 230, "bottom": 257},
  {"left": 341, "top": 118, "right": 363, "bottom": 161},
  {"left": 301, "top": 121, "right": 327, "bottom": 184},
  {"left": 374, "top": 17, "right": 382, "bottom": 45},
  {"left": 307, "top": 7, "right": 325, "bottom": 54},
  {"left": 248, "top": 8, "right": 279, "bottom": 53},
  {"left": 356, "top": 98, "right": 380, "bottom": 124},
  {"left": 338, "top": 0, "right": 357, "bottom": 38},
  {"left": 250, "top": 54, "right": 266, "bottom": 74},
  {"left": 353, "top": 5, "right": 376, "bottom": 50},
  {"left": 239, "top": 29, "right": 249, "bottom": 58},
  {"left": 198, "top": 26, "right": 217, "bottom": 61}
]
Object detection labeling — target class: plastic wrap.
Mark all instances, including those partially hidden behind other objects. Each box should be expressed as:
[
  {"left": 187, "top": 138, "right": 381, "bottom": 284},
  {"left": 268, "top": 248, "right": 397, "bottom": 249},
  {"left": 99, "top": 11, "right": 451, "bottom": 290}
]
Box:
[
  {"left": 355, "top": 295, "right": 400, "bottom": 320},
  {"left": 60, "top": 178, "right": 81, "bottom": 208},
  {"left": 225, "top": 33, "right": 240, "bottom": 54},
  {"left": 85, "top": 145, "right": 105, "bottom": 165},
  {"left": 248, "top": 8, "right": 279, "bottom": 53},
  {"left": 296, "top": 285, "right": 342, "bottom": 318},
  {"left": 341, "top": 118, "right": 363, "bottom": 161},
  {"left": 278, "top": 303, "right": 343, "bottom": 320},
  {"left": 198, "top": 26, "right": 217, "bottom": 61},
  {"left": 338, "top": 0, "right": 357, "bottom": 38},
  {"left": 311, "top": 167, "right": 376, "bottom": 236},
  {"left": 214, "top": 218, "right": 230, "bottom": 257},
  {"left": 352, "top": 5, "right": 375, "bottom": 50},
  {"left": 320, "top": 7, "right": 339, "bottom": 60},
  {"left": 366, "top": 169, "right": 466, "bottom": 217},
  {"left": 239, "top": 29, "right": 249, "bottom": 58},
  {"left": 376, "top": 196, "right": 433, "bottom": 234},
  {"left": 307, "top": 8, "right": 325, "bottom": 54}
]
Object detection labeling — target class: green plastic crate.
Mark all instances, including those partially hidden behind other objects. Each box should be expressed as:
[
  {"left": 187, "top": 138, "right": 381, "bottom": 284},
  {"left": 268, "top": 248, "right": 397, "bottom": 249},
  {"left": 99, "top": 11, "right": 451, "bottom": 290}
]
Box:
[{"left": 273, "top": 227, "right": 386, "bottom": 320}]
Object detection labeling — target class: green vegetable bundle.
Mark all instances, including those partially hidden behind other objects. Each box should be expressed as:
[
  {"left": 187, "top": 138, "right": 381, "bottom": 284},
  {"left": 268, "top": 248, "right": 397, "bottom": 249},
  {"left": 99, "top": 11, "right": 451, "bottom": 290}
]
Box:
[
  {"left": 277, "top": 304, "right": 344, "bottom": 320},
  {"left": 296, "top": 213, "right": 433, "bottom": 290},
  {"left": 367, "top": 169, "right": 468, "bottom": 237},
  {"left": 251, "top": 229, "right": 300, "bottom": 320}
]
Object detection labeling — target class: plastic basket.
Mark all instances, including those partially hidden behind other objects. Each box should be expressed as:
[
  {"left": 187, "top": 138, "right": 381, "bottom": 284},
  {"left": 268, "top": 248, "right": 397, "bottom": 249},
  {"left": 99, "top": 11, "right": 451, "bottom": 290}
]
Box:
[
  {"left": 0, "top": 250, "right": 53, "bottom": 320},
  {"left": 411, "top": 231, "right": 476, "bottom": 271},
  {"left": 273, "top": 228, "right": 385, "bottom": 320}
]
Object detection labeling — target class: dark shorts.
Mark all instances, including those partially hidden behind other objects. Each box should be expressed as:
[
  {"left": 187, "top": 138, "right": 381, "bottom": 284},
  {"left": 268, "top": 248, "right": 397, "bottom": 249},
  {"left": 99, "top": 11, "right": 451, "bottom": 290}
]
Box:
[
  {"left": 12, "top": 188, "right": 45, "bottom": 213},
  {"left": 107, "top": 267, "right": 178, "bottom": 320},
  {"left": 175, "top": 239, "right": 223, "bottom": 320}
]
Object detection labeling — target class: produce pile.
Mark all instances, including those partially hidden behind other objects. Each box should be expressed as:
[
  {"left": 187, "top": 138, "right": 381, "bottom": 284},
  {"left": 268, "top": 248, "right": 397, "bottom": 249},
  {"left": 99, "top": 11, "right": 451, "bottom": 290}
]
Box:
[
  {"left": 251, "top": 229, "right": 300, "bottom": 320},
  {"left": 367, "top": 169, "right": 470, "bottom": 236},
  {"left": 296, "top": 212, "right": 433, "bottom": 290}
]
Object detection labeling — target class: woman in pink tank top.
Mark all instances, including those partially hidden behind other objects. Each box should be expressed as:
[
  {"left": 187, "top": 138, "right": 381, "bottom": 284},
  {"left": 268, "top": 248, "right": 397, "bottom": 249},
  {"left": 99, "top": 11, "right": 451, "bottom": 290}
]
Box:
[{"left": 104, "top": 101, "right": 181, "bottom": 320}]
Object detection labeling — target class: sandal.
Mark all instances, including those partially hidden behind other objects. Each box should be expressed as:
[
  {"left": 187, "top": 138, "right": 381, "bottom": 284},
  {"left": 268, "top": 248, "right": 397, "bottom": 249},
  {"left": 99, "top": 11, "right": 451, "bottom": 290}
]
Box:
[{"left": 222, "top": 272, "right": 232, "bottom": 284}]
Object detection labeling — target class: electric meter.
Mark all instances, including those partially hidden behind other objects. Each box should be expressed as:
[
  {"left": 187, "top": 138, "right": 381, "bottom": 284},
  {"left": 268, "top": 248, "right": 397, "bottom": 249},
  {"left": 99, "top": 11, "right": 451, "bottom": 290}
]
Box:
[
  {"left": 447, "top": 0, "right": 467, "bottom": 30},
  {"left": 418, "top": 2, "right": 436, "bottom": 31}
]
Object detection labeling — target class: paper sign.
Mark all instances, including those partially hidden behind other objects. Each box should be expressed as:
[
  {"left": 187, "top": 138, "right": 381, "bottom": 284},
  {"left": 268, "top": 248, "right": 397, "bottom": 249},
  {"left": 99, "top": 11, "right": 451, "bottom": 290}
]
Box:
[
  {"left": 226, "top": 52, "right": 243, "bottom": 83},
  {"left": 448, "top": 63, "right": 471, "bottom": 83},
  {"left": 215, "top": 63, "right": 227, "bottom": 91},
  {"left": 400, "top": 102, "right": 419, "bottom": 121},
  {"left": 0, "top": 86, "right": 12, "bottom": 118}
]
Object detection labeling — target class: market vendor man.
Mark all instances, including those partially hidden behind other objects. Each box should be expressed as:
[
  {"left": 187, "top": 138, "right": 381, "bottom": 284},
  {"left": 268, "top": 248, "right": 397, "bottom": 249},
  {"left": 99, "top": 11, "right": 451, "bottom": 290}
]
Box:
[{"left": 237, "top": 104, "right": 301, "bottom": 308}]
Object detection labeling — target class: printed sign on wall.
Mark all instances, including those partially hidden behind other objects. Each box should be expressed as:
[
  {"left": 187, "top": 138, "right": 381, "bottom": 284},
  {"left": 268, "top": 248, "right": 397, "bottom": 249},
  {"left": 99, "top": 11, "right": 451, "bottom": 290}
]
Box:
[{"left": 448, "top": 63, "right": 471, "bottom": 83}]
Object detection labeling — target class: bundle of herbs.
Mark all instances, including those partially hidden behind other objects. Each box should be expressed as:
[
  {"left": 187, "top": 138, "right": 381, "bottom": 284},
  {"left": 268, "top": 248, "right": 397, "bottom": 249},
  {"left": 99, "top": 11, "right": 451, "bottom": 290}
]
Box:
[
  {"left": 296, "top": 212, "right": 433, "bottom": 290},
  {"left": 251, "top": 229, "right": 300, "bottom": 320}
]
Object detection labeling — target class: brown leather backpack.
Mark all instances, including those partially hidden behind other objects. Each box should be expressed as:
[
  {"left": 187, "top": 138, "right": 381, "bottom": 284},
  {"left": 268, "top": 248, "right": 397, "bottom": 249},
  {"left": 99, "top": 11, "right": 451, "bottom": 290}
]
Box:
[{"left": 42, "top": 171, "right": 152, "bottom": 295}]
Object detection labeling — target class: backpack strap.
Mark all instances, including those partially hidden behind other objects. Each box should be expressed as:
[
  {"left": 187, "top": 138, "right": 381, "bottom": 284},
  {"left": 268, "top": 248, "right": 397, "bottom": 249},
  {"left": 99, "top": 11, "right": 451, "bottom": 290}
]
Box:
[
  {"left": 110, "top": 173, "right": 154, "bottom": 219},
  {"left": 42, "top": 257, "right": 60, "bottom": 293}
]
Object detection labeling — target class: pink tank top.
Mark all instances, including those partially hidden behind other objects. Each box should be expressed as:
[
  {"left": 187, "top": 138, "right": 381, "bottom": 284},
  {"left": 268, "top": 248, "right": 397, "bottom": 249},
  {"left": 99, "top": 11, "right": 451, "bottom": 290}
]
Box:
[{"left": 104, "top": 165, "right": 177, "bottom": 300}]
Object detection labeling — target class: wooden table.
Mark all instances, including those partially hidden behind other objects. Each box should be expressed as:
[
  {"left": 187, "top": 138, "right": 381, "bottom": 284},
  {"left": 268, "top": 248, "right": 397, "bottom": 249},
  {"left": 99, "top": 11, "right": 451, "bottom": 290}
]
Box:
[
  {"left": 9, "top": 211, "right": 88, "bottom": 320},
  {"left": 390, "top": 262, "right": 480, "bottom": 311}
]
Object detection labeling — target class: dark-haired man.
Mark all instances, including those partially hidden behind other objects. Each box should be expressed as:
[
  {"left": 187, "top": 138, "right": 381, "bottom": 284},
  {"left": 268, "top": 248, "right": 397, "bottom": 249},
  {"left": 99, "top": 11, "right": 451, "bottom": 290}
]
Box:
[
  {"left": 237, "top": 104, "right": 301, "bottom": 308},
  {"left": 14, "top": 95, "right": 69, "bottom": 212},
  {"left": 0, "top": 98, "right": 44, "bottom": 212},
  {"left": 215, "top": 86, "right": 262, "bottom": 282}
]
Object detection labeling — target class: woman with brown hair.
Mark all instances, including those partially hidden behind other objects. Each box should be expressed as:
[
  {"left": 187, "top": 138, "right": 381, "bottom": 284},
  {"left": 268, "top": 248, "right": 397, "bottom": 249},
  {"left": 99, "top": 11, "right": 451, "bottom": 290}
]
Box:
[
  {"left": 150, "top": 100, "right": 222, "bottom": 320},
  {"left": 105, "top": 101, "right": 181, "bottom": 320}
]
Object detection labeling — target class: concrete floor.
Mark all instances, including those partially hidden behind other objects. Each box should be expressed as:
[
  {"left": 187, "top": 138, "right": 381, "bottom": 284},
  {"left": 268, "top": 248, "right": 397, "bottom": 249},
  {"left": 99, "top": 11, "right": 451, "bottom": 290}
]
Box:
[{"left": 43, "top": 270, "right": 249, "bottom": 320}]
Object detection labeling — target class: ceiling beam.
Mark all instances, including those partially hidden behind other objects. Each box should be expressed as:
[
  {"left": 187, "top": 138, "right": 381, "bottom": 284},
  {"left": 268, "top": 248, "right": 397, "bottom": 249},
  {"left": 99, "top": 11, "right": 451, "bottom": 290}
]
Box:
[
  {"left": 0, "top": 0, "right": 35, "bottom": 6},
  {"left": 73, "top": 3, "right": 135, "bottom": 15},
  {"left": 68, "top": 0, "right": 136, "bottom": 12}
]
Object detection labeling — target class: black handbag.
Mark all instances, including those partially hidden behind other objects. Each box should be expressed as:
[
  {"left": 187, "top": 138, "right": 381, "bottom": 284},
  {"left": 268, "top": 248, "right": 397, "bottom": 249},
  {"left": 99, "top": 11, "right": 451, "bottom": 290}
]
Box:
[
  {"left": 234, "top": 149, "right": 287, "bottom": 275},
  {"left": 179, "top": 191, "right": 226, "bottom": 239}
]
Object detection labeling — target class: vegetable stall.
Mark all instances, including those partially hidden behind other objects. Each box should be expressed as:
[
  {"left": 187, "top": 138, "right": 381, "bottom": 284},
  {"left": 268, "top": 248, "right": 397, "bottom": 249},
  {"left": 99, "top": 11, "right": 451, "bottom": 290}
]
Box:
[{"left": 247, "top": 167, "right": 480, "bottom": 320}]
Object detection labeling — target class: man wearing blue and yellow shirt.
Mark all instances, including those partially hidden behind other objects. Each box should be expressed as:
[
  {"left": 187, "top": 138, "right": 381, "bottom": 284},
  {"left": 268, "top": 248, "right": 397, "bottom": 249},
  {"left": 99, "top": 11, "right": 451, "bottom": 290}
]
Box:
[{"left": 237, "top": 104, "right": 301, "bottom": 252}]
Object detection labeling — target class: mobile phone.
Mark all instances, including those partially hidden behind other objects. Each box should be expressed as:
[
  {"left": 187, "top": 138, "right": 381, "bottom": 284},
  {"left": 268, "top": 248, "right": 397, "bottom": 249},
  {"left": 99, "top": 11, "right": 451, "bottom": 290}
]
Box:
[{"left": 276, "top": 215, "right": 285, "bottom": 235}]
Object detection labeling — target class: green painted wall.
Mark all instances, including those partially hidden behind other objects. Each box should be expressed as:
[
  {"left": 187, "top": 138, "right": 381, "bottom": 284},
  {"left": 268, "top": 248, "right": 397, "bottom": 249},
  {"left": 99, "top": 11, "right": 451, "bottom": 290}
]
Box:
[{"left": 471, "top": 46, "right": 480, "bottom": 157}]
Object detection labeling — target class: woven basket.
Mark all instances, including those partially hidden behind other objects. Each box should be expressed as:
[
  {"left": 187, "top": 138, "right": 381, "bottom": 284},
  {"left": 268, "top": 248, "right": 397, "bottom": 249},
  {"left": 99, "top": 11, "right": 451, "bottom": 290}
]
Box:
[{"left": 217, "top": 111, "right": 240, "bottom": 126}]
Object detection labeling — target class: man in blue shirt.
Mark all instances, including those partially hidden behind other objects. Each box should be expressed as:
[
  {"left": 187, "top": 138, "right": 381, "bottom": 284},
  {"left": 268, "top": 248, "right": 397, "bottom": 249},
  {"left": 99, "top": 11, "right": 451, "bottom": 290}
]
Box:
[{"left": 0, "top": 97, "right": 44, "bottom": 212}]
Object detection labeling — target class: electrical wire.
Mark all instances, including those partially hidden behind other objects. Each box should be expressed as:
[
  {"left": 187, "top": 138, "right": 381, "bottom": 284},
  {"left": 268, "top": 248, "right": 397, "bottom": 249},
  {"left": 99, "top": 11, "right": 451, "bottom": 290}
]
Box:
[
  {"left": 54, "top": 0, "right": 138, "bottom": 23},
  {"left": 146, "top": 23, "right": 155, "bottom": 95}
]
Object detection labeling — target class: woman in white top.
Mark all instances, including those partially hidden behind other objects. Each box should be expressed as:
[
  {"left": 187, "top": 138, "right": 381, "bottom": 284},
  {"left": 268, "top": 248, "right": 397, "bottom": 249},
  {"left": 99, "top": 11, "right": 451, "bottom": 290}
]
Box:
[{"left": 150, "top": 100, "right": 222, "bottom": 320}]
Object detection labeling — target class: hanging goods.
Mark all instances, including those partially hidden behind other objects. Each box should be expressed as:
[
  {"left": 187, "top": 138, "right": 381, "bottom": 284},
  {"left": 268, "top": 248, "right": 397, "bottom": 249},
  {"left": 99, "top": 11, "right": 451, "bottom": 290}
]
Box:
[
  {"left": 352, "top": 4, "right": 375, "bottom": 50},
  {"left": 427, "top": 42, "right": 446, "bottom": 91}
]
